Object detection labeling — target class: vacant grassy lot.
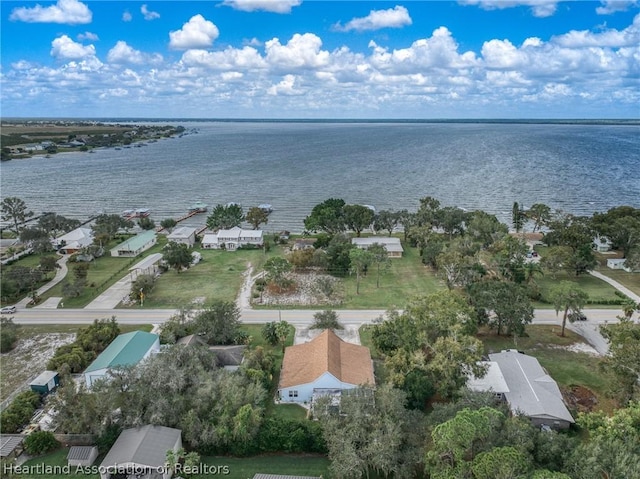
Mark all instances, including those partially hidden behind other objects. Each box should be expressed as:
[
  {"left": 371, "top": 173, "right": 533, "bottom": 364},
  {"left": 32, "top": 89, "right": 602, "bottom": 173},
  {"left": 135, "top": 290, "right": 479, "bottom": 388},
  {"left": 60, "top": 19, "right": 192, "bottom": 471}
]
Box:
[
  {"left": 340, "top": 245, "right": 443, "bottom": 309},
  {"left": 142, "top": 246, "right": 275, "bottom": 308},
  {"left": 479, "top": 325, "right": 617, "bottom": 413},
  {"left": 534, "top": 271, "right": 622, "bottom": 308},
  {"left": 595, "top": 265, "right": 640, "bottom": 296},
  {"left": 0, "top": 324, "right": 152, "bottom": 402},
  {"left": 14, "top": 448, "right": 331, "bottom": 479}
]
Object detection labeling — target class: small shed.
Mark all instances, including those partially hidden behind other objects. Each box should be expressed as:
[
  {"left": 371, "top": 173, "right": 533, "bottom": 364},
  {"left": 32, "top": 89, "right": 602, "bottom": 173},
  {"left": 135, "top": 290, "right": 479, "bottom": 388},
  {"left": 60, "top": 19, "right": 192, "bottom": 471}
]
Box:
[
  {"left": 29, "top": 370, "right": 60, "bottom": 395},
  {"left": 68, "top": 446, "right": 99, "bottom": 467}
]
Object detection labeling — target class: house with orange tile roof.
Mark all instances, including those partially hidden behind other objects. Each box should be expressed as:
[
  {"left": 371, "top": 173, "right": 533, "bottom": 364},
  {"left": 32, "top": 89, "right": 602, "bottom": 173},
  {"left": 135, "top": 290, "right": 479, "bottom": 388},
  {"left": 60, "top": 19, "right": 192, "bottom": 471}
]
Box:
[{"left": 277, "top": 329, "right": 375, "bottom": 403}]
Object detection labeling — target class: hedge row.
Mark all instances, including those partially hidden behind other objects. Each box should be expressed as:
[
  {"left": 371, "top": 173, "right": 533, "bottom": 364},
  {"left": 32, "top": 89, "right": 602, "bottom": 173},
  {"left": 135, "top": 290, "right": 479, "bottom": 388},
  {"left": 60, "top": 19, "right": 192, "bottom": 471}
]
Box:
[{"left": 0, "top": 390, "right": 41, "bottom": 433}]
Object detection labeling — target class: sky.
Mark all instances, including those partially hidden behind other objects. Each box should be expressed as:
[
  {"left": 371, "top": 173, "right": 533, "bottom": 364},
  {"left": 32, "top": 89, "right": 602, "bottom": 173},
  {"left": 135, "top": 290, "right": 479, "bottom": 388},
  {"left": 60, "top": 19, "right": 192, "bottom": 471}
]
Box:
[{"left": 1, "top": 0, "right": 639, "bottom": 118}]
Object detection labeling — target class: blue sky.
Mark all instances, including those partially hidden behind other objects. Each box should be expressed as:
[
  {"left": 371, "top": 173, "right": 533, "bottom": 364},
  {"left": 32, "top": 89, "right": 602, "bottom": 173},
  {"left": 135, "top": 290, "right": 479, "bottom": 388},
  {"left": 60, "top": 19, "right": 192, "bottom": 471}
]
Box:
[{"left": 1, "top": 0, "right": 639, "bottom": 118}]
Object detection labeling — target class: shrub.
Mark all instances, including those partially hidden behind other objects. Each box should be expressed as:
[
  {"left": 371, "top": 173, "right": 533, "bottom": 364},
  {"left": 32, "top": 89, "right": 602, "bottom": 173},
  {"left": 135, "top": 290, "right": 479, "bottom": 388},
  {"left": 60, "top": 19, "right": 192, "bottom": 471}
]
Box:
[
  {"left": 23, "top": 431, "right": 60, "bottom": 455},
  {"left": 0, "top": 391, "right": 41, "bottom": 433},
  {"left": 255, "top": 418, "right": 327, "bottom": 454},
  {"left": 0, "top": 317, "right": 19, "bottom": 352}
]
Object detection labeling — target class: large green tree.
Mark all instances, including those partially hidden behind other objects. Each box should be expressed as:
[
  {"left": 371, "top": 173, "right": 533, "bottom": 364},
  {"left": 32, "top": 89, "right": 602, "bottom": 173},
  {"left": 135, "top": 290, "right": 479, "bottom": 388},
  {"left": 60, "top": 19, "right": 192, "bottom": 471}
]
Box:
[
  {"left": 316, "top": 385, "right": 424, "bottom": 479},
  {"left": 373, "top": 210, "right": 400, "bottom": 236},
  {"left": 526, "top": 203, "right": 552, "bottom": 232},
  {"left": 468, "top": 280, "right": 534, "bottom": 336},
  {"left": 368, "top": 243, "right": 391, "bottom": 288},
  {"left": 92, "top": 214, "right": 133, "bottom": 242},
  {"left": 38, "top": 212, "right": 80, "bottom": 238},
  {"left": 206, "top": 203, "right": 244, "bottom": 230},
  {"left": 303, "top": 198, "right": 346, "bottom": 234},
  {"left": 343, "top": 204, "right": 375, "bottom": 237},
  {"left": 512, "top": 201, "right": 525, "bottom": 233},
  {"left": 245, "top": 206, "right": 269, "bottom": 230},
  {"left": 163, "top": 242, "right": 192, "bottom": 273},
  {"left": 1, "top": 197, "right": 34, "bottom": 234},
  {"left": 600, "top": 317, "right": 640, "bottom": 401},
  {"left": 192, "top": 300, "right": 242, "bottom": 345},
  {"left": 592, "top": 206, "right": 640, "bottom": 258},
  {"left": 263, "top": 256, "right": 292, "bottom": 288}
]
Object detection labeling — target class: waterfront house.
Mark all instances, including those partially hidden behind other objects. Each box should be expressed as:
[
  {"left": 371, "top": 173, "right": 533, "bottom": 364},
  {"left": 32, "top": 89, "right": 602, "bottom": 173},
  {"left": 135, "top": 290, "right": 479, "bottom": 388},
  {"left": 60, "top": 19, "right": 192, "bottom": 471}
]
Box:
[
  {"left": 606, "top": 258, "right": 637, "bottom": 272},
  {"left": 278, "top": 329, "right": 375, "bottom": 404},
  {"left": 593, "top": 236, "right": 612, "bottom": 252},
  {"left": 467, "top": 350, "right": 574, "bottom": 430},
  {"left": 54, "top": 227, "right": 94, "bottom": 254},
  {"left": 110, "top": 230, "right": 157, "bottom": 257},
  {"left": 84, "top": 331, "right": 160, "bottom": 388},
  {"left": 167, "top": 226, "right": 197, "bottom": 247},
  {"left": 352, "top": 236, "right": 404, "bottom": 258},
  {"left": 201, "top": 227, "right": 263, "bottom": 250},
  {"left": 99, "top": 425, "right": 181, "bottom": 479}
]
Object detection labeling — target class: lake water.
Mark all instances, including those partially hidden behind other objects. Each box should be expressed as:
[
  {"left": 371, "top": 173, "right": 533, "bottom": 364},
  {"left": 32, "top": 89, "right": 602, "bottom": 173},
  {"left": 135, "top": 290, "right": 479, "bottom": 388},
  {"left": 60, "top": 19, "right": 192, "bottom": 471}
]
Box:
[{"left": 2, "top": 121, "right": 639, "bottom": 233}]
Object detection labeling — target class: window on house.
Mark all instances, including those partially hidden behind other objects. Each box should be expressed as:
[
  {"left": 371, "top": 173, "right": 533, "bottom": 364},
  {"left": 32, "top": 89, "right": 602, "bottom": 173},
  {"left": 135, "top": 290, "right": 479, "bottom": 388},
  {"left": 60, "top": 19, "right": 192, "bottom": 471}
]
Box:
[{"left": 288, "top": 390, "right": 298, "bottom": 398}]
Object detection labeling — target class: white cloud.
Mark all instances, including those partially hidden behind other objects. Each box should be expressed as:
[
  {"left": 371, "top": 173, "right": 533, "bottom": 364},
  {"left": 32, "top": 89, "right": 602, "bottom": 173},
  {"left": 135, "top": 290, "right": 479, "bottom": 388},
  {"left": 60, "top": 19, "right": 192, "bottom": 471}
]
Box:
[
  {"left": 334, "top": 5, "right": 412, "bottom": 32},
  {"left": 50, "top": 35, "right": 95, "bottom": 60},
  {"left": 459, "top": 0, "right": 559, "bottom": 18},
  {"left": 169, "top": 15, "right": 219, "bottom": 50},
  {"left": 180, "top": 46, "right": 267, "bottom": 70},
  {"left": 553, "top": 14, "right": 640, "bottom": 47},
  {"left": 141, "top": 4, "right": 160, "bottom": 20},
  {"left": 122, "top": 10, "right": 132, "bottom": 22},
  {"left": 222, "top": 0, "right": 301, "bottom": 14},
  {"left": 10, "top": 0, "right": 92, "bottom": 24},
  {"left": 77, "top": 31, "right": 99, "bottom": 41},
  {"left": 265, "top": 33, "right": 330, "bottom": 69},
  {"left": 596, "top": 0, "right": 639, "bottom": 14},
  {"left": 107, "top": 41, "right": 163, "bottom": 65},
  {"left": 268, "top": 74, "right": 304, "bottom": 95}
]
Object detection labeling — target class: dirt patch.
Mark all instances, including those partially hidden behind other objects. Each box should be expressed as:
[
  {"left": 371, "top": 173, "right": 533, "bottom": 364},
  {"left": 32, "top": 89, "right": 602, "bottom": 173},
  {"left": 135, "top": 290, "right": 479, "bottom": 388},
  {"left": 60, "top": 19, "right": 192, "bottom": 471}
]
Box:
[
  {"left": 549, "top": 342, "right": 600, "bottom": 356},
  {"left": 256, "top": 272, "right": 344, "bottom": 306},
  {"left": 563, "top": 385, "right": 599, "bottom": 413},
  {"left": 0, "top": 333, "right": 76, "bottom": 402}
]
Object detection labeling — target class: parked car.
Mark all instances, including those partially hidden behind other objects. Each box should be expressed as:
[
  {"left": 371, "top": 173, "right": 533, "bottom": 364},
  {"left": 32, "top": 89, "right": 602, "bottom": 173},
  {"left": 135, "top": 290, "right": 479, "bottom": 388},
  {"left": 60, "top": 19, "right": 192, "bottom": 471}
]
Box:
[
  {"left": 570, "top": 311, "right": 587, "bottom": 321},
  {"left": 0, "top": 305, "right": 17, "bottom": 314}
]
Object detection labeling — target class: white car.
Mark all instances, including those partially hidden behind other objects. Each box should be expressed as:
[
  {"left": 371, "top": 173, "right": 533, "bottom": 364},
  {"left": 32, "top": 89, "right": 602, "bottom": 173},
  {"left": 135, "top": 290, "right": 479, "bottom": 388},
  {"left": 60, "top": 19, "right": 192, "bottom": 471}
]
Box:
[{"left": 1, "top": 306, "right": 17, "bottom": 314}]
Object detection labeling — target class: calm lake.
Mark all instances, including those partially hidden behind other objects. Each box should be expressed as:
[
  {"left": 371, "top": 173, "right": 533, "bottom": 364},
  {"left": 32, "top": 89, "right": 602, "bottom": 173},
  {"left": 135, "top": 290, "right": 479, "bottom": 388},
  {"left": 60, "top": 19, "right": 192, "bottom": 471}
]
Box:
[{"left": 2, "top": 121, "right": 639, "bottom": 233}]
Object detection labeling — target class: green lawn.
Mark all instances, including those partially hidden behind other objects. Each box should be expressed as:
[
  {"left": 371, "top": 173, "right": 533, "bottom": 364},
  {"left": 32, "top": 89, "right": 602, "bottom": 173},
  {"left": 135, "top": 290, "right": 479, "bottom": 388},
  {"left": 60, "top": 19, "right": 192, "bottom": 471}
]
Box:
[
  {"left": 595, "top": 265, "right": 640, "bottom": 296},
  {"left": 479, "top": 325, "right": 617, "bottom": 413},
  {"left": 36, "top": 237, "right": 168, "bottom": 309},
  {"left": 140, "top": 246, "right": 277, "bottom": 308},
  {"left": 340, "top": 245, "right": 443, "bottom": 309},
  {"left": 270, "top": 403, "right": 309, "bottom": 420},
  {"left": 534, "top": 271, "right": 623, "bottom": 308},
  {"left": 358, "top": 325, "right": 387, "bottom": 384},
  {"left": 14, "top": 449, "right": 331, "bottom": 479}
]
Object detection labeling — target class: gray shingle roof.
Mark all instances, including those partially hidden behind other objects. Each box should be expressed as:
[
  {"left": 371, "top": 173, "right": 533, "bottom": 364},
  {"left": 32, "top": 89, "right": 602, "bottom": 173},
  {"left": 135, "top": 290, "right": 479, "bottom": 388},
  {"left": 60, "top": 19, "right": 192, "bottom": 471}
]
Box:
[
  {"left": 100, "top": 425, "right": 181, "bottom": 469},
  {"left": 488, "top": 350, "right": 574, "bottom": 424}
]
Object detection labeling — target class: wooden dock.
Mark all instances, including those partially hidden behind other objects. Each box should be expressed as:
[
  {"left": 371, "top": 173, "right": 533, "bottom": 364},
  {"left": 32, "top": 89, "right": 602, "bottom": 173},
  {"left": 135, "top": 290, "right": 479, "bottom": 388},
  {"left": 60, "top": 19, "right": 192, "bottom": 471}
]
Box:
[{"left": 156, "top": 210, "right": 202, "bottom": 233}]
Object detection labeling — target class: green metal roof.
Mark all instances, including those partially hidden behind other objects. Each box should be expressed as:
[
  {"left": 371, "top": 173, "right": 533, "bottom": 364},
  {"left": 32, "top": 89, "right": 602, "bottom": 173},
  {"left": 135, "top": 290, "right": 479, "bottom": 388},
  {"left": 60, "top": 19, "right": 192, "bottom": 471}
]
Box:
[
  {"left": 112, "top": 231, "right": 156, "bottom": 253},
  {"left": 85, "top": 331, "right": 158, "bottom": 373}
]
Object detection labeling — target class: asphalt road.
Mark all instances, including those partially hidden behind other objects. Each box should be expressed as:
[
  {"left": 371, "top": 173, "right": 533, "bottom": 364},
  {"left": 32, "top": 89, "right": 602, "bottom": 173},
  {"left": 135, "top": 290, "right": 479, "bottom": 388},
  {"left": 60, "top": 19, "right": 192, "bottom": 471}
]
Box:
[{"left": 9, "top": 307, "right": 635, "bottom": 356}]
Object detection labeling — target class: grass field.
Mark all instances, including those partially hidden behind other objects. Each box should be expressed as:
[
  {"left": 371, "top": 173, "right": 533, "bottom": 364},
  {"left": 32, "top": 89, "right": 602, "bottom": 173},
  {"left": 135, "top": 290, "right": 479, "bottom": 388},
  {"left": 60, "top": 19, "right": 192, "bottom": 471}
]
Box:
[
  {"left": 34, "top": 237, "right": 168, "bottom": 309},
  {"left": 595, "top": 265, "right": 640, "bottom": 296},
  {"left": 140, "top": 246, "right": 277, "bottom": 308},
  {"left": 534, "top": 271, "right": 623, "bottom": 308},
  {"left": 14, "top": 449, "right": 331, "bottom": 479}
]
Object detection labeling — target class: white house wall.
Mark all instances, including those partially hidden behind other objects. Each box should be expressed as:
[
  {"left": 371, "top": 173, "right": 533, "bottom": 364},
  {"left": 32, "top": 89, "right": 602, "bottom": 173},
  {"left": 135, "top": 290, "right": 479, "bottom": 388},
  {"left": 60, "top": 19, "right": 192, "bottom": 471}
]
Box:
[{"left": 278, "top": 371, "right": 358, "bottom": 403}]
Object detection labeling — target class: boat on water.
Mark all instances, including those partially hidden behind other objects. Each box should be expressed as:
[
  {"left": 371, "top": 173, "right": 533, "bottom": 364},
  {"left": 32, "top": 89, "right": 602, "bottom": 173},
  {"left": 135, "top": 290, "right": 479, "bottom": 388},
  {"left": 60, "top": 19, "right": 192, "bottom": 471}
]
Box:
[
  {"left": 259, "top": 203, "right": 273, "bottom": 214},
  {"left": 122, "top": 208, "right": 151, "bottom": 219},
  {"left": 188, "top": 201, "right": 208, "bottom": 213},
  {"left": 226, "top": 202, "right": 241, "bottom": 208}
]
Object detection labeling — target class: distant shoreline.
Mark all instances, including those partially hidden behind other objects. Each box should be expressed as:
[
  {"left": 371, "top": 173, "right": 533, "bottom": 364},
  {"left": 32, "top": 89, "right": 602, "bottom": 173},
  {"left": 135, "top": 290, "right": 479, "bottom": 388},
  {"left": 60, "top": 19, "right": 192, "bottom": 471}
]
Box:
[{"left": 2, "top": 117, "right": 640, "bottom": 126}]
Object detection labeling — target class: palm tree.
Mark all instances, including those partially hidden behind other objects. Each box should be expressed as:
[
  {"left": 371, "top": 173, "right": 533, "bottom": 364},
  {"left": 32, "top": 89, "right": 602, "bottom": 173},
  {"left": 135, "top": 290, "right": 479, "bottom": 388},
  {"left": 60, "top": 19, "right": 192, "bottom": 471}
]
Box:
[
  {"left": 523, "top": 261, "right": 543, "bottom": 285},
  {"left": 551, "top": 281, "right": 589, "bottom": 337}
]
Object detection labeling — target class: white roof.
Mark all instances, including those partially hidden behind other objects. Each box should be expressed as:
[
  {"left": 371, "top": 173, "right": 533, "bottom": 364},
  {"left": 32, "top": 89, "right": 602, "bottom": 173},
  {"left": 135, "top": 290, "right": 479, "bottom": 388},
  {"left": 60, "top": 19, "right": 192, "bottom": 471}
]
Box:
[
  {"left": 202, "top": 233, "right": 218, "bottom": 244},
  {"left": 607, "top": 258, "right": 626, "bottom": 265},
  {"left": 56, "top": 227, "right": 94, "bottom": 249},
  {"left": 352, "top": 237, "right": 404, "bottom": 253},
  {"left": 129, "top": 253, "right": 163, "bottom": 272},
  {"left": 467, "top": 362, "right": 510, "bottom": 394},
  {"left": 217, "top": 227, "right": 263, "bottom": 239},
  {"left": 167, "top": 226, "right": 197, "bottom": 239}
]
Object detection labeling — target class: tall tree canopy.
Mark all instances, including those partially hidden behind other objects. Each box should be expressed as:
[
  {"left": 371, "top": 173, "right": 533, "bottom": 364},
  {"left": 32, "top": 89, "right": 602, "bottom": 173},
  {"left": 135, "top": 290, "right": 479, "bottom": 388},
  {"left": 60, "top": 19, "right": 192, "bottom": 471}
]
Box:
[
  {"left": 1, "top": 197, "right": 34, "bottom": 234},
  {"left": 551, "top": 281, "right": 588, "bottom": 337},
  {"left": 343, "top": 204, "right": 375, "bottom": 237},
  {"left": 206, "top": 203, "right": 244, "bottom": 230},
  {"left": 245, "top": 206, "right": 269, "bottom": 230},
  {"left": 303, "top": 198, "right": 346, "bottom": 234}
]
